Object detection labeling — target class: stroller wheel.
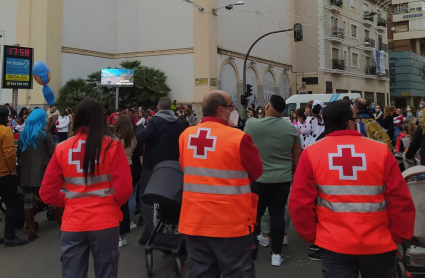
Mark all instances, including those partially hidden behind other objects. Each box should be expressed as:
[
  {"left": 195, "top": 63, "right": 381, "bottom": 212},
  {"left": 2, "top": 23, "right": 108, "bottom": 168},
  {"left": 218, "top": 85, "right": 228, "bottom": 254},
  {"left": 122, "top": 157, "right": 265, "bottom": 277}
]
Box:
[
  {"left": 15, "top": 217, "right": 25, "bottom": 229},
  {"left": 146, "top": 253, "right": 153, "bottom": 277},
  {"left": 46, "top": 210, "right": 55, "bottom": 221},
  {"left": 173, "top": 258, "right": 182, "bottom": 278},
  {"left": 397, "top": 262, "right": 407, "bottom": 278},
  {"left": 0, "top": 197, "right": 6, "bottom": 213}
]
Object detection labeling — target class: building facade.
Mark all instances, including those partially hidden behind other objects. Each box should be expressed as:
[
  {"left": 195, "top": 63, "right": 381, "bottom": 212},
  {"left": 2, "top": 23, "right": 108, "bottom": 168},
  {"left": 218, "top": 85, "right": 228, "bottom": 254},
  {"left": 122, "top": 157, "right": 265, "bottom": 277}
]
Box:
[
  {"left": 0, "top": 0, "right": 294, "bottom": 114},
  {"left": 388, "top": 0, "right": 425, "bottom": 108},
  {"left": 293, "top": 0, "right": 390, "bottom": 106}
]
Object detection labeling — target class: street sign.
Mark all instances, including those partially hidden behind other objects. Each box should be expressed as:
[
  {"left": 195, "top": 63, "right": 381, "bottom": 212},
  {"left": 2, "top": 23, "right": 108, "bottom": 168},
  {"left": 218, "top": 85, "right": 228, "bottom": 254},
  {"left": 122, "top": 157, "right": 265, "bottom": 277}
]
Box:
[{"left": 1, "top": 45, "right": 34, "bottom": 89}]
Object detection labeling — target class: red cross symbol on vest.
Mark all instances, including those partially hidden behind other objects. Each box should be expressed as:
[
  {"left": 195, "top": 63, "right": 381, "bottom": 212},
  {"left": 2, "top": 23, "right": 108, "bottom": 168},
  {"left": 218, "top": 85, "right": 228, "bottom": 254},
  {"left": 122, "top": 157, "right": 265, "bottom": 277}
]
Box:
[
  {"left": 329, "top": 145, "right": 367, "bottom": 180},
  {"left": 188, "top": 128, "right": 217, "bottom": 159},
  {"left": 69, "top": 140, "right": 100, "bottom": 173}
]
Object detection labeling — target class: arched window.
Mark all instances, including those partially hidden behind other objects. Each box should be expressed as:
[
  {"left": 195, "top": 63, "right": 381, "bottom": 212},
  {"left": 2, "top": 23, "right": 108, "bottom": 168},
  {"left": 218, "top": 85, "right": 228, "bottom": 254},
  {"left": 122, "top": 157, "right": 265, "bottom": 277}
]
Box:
[
  {"left": 263, "top": 71, "right": 275, "bottom": 106},
  {"left": 246, "top": 67, "right": 258, "bottom": 108},
  {"left": 279, "top": 73, "right": 290, "bottom": 100},
  {"left": 219, "top": 63, "right": 238, "bottom": 106}
]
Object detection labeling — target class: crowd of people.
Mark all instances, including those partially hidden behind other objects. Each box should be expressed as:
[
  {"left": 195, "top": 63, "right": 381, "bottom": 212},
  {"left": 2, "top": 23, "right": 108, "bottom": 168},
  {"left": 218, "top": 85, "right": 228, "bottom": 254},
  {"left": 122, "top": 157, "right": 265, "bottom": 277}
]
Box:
[{"left": 0, "top": 93, "right": 421, "bottom": 278}]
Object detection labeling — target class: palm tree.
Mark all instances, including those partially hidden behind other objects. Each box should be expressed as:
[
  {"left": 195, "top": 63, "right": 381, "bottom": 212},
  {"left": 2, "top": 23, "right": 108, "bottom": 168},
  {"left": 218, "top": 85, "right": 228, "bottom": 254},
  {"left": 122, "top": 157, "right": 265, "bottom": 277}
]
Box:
[{"left": 56, "top": 78, "right": 91, "bottom": 110}]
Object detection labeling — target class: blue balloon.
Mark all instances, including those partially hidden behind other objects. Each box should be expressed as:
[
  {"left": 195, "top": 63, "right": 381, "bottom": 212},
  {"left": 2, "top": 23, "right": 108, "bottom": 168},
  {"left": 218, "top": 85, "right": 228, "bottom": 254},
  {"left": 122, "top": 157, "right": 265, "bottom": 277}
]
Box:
[
  {"left": 32, "top": 61, "right": 56, "bottom": 105},
  {"left": 43, "top": 86, "right": 55, "bottom": 106}
]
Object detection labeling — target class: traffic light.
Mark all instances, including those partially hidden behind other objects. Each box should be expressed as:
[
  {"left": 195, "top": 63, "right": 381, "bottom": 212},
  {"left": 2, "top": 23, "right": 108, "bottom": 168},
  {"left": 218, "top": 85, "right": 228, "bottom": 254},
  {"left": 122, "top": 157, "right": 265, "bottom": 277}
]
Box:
[
  {"left": 241, "top": 95, "right": 247, "bottom": 106},
  {"left": 246, "top": 84, "right": 253, "bottom": 98},
  {"left": 294, "top": 23, "right": 303, "bottom": 42}
]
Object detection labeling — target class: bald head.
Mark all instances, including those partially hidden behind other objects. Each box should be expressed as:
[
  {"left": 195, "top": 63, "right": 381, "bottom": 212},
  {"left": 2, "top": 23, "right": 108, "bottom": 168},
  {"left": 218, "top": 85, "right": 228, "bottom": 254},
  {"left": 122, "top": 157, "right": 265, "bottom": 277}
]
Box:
[
  {"left": 354, "top": 97, "right": 368, "bottom": 112},
  {"left": 202, "top": 90, "right": 232, "bottom": 117}
]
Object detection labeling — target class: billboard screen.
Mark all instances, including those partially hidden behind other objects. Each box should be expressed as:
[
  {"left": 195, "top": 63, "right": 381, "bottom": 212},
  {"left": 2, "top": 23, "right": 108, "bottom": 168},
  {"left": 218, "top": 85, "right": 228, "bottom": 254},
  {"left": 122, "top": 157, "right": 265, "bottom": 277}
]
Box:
[{"left": 101, "top": 69, "right": 134, "bottom": 87}]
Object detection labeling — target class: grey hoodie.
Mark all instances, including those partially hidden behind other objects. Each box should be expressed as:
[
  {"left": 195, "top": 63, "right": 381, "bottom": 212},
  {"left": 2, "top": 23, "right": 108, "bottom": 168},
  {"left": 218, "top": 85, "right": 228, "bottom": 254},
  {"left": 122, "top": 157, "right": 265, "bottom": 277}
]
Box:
[{"left": 154, "top": 110, "right": 178, "bottom": 123}]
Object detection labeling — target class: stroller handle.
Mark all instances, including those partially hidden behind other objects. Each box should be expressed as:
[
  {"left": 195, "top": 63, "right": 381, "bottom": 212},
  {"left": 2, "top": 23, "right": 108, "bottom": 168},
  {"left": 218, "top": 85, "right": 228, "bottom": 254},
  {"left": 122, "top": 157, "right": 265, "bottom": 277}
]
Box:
[{"left": 402, "top": 166, "right": 425, "bottom": 181}]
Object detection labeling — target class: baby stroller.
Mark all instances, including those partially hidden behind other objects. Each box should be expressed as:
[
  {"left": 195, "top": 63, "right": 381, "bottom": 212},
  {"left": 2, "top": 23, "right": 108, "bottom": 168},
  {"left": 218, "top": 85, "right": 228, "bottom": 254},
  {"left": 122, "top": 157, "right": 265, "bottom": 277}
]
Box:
[
  {"left": 141, "top": 161, "right": 186, "bottom": 278},
  {"left": 397, "top": 166, "right": 425, "bottom": 277}
]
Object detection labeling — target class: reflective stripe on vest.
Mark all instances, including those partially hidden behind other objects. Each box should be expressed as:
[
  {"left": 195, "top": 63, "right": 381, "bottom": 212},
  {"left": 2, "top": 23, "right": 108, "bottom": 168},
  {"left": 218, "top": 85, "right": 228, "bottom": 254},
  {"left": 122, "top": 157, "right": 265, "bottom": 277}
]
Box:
[
  {"left": 184, "top": 167, "right": 248, "bottom": 179},
  {"left": 64, "top": 174, "right": 111, "bottom": 186},
  {"left": 317, "top": 197, "right": 387, "bottom": 213},
  {"left": 65, "top": 188, "right": 114, "bottom": 199},
  {"left": 184, "top": 183, "right": 251, "bottom": 195},
  {"left": 316, "top": 185, "right": 385, "bottom": 195}
]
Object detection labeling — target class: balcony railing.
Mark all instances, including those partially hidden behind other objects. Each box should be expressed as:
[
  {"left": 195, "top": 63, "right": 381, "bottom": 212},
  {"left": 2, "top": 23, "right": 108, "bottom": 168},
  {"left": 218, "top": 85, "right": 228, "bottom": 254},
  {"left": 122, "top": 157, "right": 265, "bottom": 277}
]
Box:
[
  {"left": 365, "top": 66, "right": 377, "bottom": 75},
  {"left": 331, "top": 27, "right": 344, "bottom": 39},
  {"left": 332, "top": 59, "right": 345, "bottom": 70},
  {"left": 330, "top": 0, "right": 343, "bottom": 7},
  {"left": 364, "top": 37, "right": 375, "bottom": 48},
  {"left": 364, "top": 13, "right": 374, "bottom": 22},
  {"left": 377, "top": 16, "right": 387, "bottom": 28},
  {"left": 378, "top": 43, "right": 388, "bottom": 52},
  {"left": 377, "top": 72, "right": 389, "bottom": 78}
]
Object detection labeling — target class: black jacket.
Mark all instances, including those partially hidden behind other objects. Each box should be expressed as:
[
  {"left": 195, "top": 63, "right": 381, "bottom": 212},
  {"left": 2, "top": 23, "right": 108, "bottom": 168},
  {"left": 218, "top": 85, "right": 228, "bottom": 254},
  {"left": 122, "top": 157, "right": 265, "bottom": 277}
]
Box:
[
  {"left": 136, "top": 110, "right": 184, "bottom": 170},
  {"left": 406, "top": 126, "right": 425, "bottom": 166},
  {"left": 382, "top": 116, "right": 394, "bottom": 141}
]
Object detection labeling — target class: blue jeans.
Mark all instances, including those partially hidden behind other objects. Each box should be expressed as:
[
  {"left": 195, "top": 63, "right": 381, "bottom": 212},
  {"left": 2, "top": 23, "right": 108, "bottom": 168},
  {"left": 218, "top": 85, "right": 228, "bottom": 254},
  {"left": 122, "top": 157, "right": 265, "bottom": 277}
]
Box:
[{"left": 128, "top": 183, "right": 138, "bottom": 223}]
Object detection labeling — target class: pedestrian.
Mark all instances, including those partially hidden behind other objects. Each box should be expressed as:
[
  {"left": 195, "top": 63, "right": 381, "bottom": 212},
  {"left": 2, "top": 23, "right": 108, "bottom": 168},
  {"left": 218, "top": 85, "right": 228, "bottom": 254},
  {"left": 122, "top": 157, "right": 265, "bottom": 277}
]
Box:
[
  {"left": 299, "top": 100, "right": 325, "bottom": 147},
  {"left": 296, "top": 107, "right": 307, "bottom": 145},
  {"left": 353, "top": 98, "right": 376, "bottom": 136},
  {"left": 171, "top": 100, "right": 177, "bottom": 112},
  {"left": 66, "top": 108, "right": 74, "bottom": 138},
  {"left": 136, "top": 96, "right": 185, "bottom": 245},
  {"left": 40, "top": 98, "right": 132, "bottom": 278},
  {"left": 370, "top": 101, "right": 377, "bottom": 115},
  {"left": 397, "top": 122, "right": 416, "bottom": 153},
  {"left": 114, "top": 115, "right": 137, "bottom": 248},
  {"left": 179, "top": 114, "right": 190, "bottom": 129},
  {"left": 373, "top": 105, "right": 384, "bottom": 124},
  {"left": 129, "top": 139, "right": 143, "bottom": 232},
  {"left": 245, "top": 95, "right": 301, "bottom": 266},
  {"left": 17, "top": 109, "right": 55, "bottom": 241},
  {"left": 247, "top": 109, "right": 257, "bottom": 120},
  {"left": 289, "top": 99, "right": 415, "bottom": 277},
  {"left": 186, "top": 108, "right": 196, "bottom": 126},
  {"left": 18, "top": 107, "right": 29, "bottom": 122},
  {"left": 0, "top": 105, "right": 28, "bottom": 247},
  {"left": 179, "top": 90, "right": 263, "bottom": 277},
  {"left": 56, "top": 110, "right": 70, "bottom": 143},
  {"left": 47, "top": 107, "right": 59, "bottom": 143},
  {"left": 394, "top": 108, "right": 404, "bottom": 141},
  {"left": 405, "top": 116, "right": 425, "bottom": 166},
  {"left": 108, "top": 109, "right": 121, "bottom": 126},
  {"left": 256, "top": 106, "right": 264, "bottom": 119},
  {"left": 417, "top": 101, "right": 425, "bottom": 120},
  {"left": 404, "top": 106, "right": 417, "bottom": 125},
  {"left": 382, "top": 106, "right": 395, "bottom": 142},
  {"left": 187, "top": 104, "right": 197, "bottom": 124}
]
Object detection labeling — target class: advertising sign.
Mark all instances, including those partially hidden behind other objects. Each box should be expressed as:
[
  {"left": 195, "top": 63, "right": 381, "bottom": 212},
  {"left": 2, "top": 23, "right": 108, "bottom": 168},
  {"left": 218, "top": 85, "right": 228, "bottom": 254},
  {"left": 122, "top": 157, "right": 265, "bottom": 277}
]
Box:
[
  {"left": 1, "top": 45, "right": 34, "bottom": 89},
  {"left": 101, "top": 69, "right": 134, "bottom": 87}
]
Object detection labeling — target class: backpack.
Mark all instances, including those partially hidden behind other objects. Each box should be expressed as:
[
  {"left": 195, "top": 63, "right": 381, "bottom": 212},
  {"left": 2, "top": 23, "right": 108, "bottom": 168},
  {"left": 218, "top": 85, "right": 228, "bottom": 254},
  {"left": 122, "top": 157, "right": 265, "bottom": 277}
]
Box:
[{"left": 360, "top": 118, "right": 394, "bottom": 151}]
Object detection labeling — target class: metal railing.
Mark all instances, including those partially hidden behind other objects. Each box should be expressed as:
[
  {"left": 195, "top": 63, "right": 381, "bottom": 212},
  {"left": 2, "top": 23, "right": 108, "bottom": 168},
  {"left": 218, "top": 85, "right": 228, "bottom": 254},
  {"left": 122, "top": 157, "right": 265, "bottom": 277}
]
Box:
[
  {"left": 364, "top": 13, "right": 374, "bottom": 22},
  {"left": 365, "top": 66, "right": 377, "bottom": 75},
  {"left": 365, "top": 37, "right": 375, "bottom": 48},
  {"left": 376, "top": 72, "right": 389, "bottom": 78},
  {"left": 331, "top": 27, "right": 344, "bottom": 39},
  {"left": 379, "top": 43, "right": 388, "bottom": 52},
  {"left": 377, "top": 16, "right": 387, "bottom": 28},
  {"left": 330, "top": 0, "right": 343, "bottom": 7},
  {"left": 332, "top": 59, "right": 345, "bottom": 70}
]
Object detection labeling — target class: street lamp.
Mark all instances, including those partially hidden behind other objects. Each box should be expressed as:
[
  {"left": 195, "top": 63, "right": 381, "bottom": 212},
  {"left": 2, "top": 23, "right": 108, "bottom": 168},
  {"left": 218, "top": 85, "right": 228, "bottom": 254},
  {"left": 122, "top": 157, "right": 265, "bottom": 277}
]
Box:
[{"left": 212, "top": 1, "right": 244, "bottom": 15}]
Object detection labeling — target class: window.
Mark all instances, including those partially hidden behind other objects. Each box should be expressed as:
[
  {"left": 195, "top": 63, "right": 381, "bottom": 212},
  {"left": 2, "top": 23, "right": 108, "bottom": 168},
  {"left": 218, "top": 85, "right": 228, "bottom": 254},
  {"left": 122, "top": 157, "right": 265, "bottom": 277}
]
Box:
[
  {"left": 332, "top": 47, "right": 340, "bottom": 60},
  {"left": 351, "top": 24, "right": 357, "bottom": 38},
  {"left": 343, "top": 50, "right": 348, "bottom": 65},
  {"left": 302, "top": 77, "right": 319, "bottom": 85},
  {"left": 364, "top": 29, "right": 370, "bottom": 39},
  {"left": 365, "top": 56, "right": 371, "bottom": 66},
  {"left": 352, "top": 52, "right": 359, "bottom": 67},
  {"left": 363, "top": 2, "right": 369, "bottom": 12},
  {"left": 343, "top": 20, "right": 346, "bottom": 35},
  {"left": 410, "top": 19, "right": 425, "bottom": 31},
  {"left": 350, "top": 0, "right": 357, "bottom": 9}
]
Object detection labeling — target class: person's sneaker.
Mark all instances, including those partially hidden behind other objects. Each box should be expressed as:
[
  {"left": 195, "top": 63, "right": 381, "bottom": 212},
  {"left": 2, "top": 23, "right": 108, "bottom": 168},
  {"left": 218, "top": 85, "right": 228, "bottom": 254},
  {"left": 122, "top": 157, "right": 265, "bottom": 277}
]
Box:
[
  {"left": 122, "top": 236, "right": 128, "bottom": 246},
  {"left": 119, "top": 236, "right": 123, "bottom": 248},
  {"left": 309, "top": 244, "right": 320, "bottom": 251},
  {"left": 130, "top": 222, "right": 137, "bottom": 231},
  {"left": 308, "top": 250, "right": 322, "bottom": 261},
  {"left": 271, "top": 253, "right": 284, "bottom": 266},
  {"left": 2, "top": 236, "right": 28, "bottom": 248},
  {"left": 283, "top": 235, "right": 289, "bottom": 245},
  {"left": 257, "top": 234, "right": 270, "bottom": 247}
]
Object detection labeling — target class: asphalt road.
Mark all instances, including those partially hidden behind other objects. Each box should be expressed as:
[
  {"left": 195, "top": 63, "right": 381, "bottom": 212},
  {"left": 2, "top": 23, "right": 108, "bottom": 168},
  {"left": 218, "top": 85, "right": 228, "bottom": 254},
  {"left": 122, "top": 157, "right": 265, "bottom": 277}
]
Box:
[{"left": 0, "top": 211, "right": 322, "bottom": 278}]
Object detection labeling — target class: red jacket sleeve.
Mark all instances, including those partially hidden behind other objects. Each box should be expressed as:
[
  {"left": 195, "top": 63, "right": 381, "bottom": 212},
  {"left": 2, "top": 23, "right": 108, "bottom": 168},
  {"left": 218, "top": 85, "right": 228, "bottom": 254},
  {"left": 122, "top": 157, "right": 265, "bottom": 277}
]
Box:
[
  {"left": 110, "top": 143, "right": 133, "bottom": 205},
  {"left": 40, "top": 151, "right": 66, "bottom": 207},
  {"left": 288, "top": 150, "right": 318, "bottom": 243},
  {"left": 384, "top": 149, "right": 415, "bottom": 243},
  {"left": 240, "top": 134, "right": 263, "bottom": 181}
]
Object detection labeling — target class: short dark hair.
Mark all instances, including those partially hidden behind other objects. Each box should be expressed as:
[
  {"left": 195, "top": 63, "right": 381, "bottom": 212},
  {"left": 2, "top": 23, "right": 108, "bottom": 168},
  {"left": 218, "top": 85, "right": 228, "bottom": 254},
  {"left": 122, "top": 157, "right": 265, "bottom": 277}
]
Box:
[
  {"left": 158, "top": 97, "right": 172, "bottom": 110},
  {"left": 269, "top": 95, "right": 286, "bottom": 113},
  {"left": 0, "top": 106, "right": 9, "bottom": 126},
  {"left": 354, "top": 98, "right": 368, "bottom": 111},
  {"left": 323, "top": 100, "right": 353, "bottom": 134},
  {"left": 202, "top": 93, "right": 226, "bottom": 117}
]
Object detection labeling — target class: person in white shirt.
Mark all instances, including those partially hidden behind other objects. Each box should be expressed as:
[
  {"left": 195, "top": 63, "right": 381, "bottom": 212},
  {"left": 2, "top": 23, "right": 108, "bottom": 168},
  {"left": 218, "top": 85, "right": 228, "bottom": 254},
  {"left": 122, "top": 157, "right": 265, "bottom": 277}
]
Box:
[
  {"left": 56, "top": 110, "right": 70, "bottom": 143},
  {"left": 298, "top": 100, "right": 325, "bottom": 148}
]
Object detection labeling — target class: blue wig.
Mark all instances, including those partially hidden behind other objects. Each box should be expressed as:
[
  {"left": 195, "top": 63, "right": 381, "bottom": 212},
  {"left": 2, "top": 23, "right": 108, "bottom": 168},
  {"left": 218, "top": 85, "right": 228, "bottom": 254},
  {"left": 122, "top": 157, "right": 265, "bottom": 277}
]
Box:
[{"left": 19, "top": 109, "right": 47, "bottom": 152}]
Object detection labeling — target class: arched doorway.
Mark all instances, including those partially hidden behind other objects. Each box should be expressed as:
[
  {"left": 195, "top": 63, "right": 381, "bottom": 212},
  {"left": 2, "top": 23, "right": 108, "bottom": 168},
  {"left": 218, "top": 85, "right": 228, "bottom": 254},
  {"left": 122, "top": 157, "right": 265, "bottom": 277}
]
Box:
[
  {"left": 279, "top": 73, "right": 290, "bottom": 100},
  {"left": 246, "top": 67, "right": 258, "bottom": 109},
  {"left": 219, "top": 63, "right": 238, "bottom": 106},
  {"left": 263, "top": 71, "right": 275, "bottom": 106}
]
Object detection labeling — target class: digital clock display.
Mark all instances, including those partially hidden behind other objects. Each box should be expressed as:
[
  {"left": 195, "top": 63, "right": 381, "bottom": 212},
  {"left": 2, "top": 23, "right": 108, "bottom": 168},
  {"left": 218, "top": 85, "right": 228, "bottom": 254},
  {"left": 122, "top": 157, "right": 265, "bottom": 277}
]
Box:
[{"left": 2, "top": 45, "right": 34, "bottom": 89}]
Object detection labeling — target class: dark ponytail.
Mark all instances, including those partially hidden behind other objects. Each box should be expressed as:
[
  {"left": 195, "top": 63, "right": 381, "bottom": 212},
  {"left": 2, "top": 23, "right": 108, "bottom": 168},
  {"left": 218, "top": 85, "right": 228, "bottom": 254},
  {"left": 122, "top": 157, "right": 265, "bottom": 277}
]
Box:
[{"left": 72, "top": 98, "right": 114, "bottom": 181}]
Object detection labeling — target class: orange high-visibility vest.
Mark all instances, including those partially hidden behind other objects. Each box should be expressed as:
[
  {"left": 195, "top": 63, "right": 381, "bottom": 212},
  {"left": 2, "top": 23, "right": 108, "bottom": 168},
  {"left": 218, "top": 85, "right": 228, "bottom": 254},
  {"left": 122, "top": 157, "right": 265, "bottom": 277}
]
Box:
[
  {"left": 306, "top": 135, "right": 397, "bottom": 255},
  {"left": 178, "top": 121, "right": 258, "bottom": 238},
  {"left": 56, "top": 134, "right": 122, "bottom": 232}
]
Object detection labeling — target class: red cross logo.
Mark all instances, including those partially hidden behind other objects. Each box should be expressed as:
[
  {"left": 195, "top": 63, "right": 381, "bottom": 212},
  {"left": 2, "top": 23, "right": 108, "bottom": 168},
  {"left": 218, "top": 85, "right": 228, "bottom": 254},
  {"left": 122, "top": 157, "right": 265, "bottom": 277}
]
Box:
[
  {"left": 329, "top": 145, "right": 366, "bottom": 180},
  {"left": 69, "top": 140, "right": 100, "bottom": 173},
  {"left": 188, "top": 128, "right": 217, "bottom": 159}
]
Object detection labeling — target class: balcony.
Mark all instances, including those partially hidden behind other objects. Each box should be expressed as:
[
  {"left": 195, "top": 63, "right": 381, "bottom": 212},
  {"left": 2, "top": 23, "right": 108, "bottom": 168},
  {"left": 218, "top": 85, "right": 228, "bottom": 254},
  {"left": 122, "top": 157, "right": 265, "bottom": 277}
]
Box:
[
  {"left": 377, "top": 15, "right": 387, "bottom": 29},
  {"left": 365, "top": 66, "right": 377, "bottom": 78},
  {"left": 364, "top": 38, "right": 375, "bottom": 50},
  {"left": 330, "top": 0, "right": 343, "bottom": 7},
  {"left": 329, "top": 27, "right": 344, "bottom": 43},
  {"left": 331, "top": 59, "right": 345, "bottom": 73},
  {"left": 377, "top": 71, "right": 389, "bottom": 78},
  {"left": 378, "top": 43, "right": 388, "bottom": 52},
  {"left": 363, "top": 12, "right": 375, "bottom": 25}
]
